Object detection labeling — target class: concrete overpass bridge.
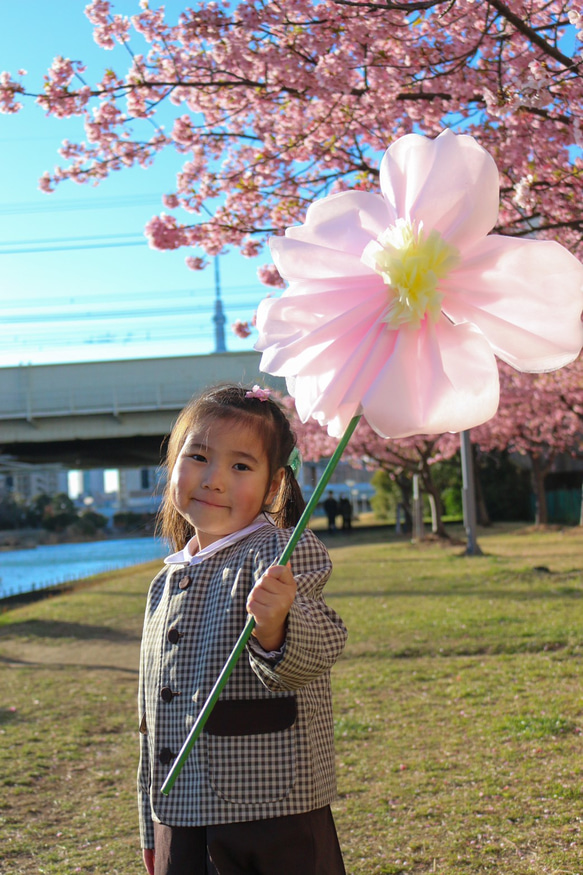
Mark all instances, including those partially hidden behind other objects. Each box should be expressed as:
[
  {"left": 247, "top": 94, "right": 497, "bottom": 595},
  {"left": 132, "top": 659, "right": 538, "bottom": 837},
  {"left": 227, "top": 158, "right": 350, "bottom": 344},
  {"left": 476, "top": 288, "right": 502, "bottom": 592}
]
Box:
[{"left": 0, "top": 352, "right": 284, "bottom": 469}]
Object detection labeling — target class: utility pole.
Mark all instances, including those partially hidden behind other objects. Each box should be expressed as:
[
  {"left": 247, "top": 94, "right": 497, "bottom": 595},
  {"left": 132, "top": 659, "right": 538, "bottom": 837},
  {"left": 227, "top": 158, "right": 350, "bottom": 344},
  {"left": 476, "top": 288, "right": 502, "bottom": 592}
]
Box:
[
  {"left": 460, "top": 429, "right": 483, "bottom": 556},
  {"left": 412, "top": 473, "right": 424, "bottom": 542}
]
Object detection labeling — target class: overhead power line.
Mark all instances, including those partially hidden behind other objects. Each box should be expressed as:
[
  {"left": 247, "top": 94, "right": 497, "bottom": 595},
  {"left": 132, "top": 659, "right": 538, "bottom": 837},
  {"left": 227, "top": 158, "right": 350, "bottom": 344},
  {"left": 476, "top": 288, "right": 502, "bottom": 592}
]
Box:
[
  {"left": 0, "top": 239, "right": 147, "bottom": 254},
  {"left": 0, "top": 299, "right": 259, "bottom": 324},
  {"left": 0, "top": 193, "right": 164, "bottom": 216},
  {"left": 1, "top": 232, "right": 145, "bottom": 246},
  {"left": 0, "top": 320, "right": 251, "bottom": 352},
  {"left": 0, "top": 284, "right": 264, "bottom": 310}
]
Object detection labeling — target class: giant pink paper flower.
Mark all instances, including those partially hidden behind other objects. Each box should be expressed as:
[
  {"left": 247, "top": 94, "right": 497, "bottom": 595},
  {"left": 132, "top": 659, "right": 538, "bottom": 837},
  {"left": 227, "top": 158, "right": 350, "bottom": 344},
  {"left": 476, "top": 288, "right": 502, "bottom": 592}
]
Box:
[{"left": 255, "top": 130, "right": 583, "bottom": 439}]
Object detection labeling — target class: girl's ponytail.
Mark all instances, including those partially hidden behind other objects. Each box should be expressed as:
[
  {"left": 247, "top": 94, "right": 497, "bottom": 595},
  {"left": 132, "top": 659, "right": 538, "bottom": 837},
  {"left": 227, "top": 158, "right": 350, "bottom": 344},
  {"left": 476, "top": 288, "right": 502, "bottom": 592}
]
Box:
[{"left": 269, "top": 464, "right": 306, "bottom": 529}]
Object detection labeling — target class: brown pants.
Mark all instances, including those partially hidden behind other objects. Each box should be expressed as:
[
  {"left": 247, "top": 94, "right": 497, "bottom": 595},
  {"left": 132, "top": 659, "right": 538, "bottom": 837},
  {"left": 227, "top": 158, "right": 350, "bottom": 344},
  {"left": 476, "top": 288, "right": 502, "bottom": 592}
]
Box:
[{"left": 153, "top": 806, "right": 346, "bottom": 875}]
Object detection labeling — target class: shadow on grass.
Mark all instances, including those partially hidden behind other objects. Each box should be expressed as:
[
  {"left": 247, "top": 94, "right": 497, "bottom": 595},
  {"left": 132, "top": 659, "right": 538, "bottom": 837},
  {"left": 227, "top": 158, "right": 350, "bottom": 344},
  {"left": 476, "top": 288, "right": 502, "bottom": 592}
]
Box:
[
  {"left": 329, "top": 581, "right": 583, "bottom": 600},
  {"left": 342, "top": 635, "right": 577, "bottom": 659},
  {"left": 318, "top": 521, "right": 582, "bottom": 551},
  {"left": 317, "top": 526, "right": 406, "bottom": 548},
  {"left": 0, "top": 652, "right": 139, "bottom": 674},
  {"left": 0, "top": 707, "right": 20, "bottom": 726},
  {"left": 0, "top": 618, "right": 139, "bottom": 642},
  {"left": 0, "top": 581, "right": 149, "bottom": 612}
]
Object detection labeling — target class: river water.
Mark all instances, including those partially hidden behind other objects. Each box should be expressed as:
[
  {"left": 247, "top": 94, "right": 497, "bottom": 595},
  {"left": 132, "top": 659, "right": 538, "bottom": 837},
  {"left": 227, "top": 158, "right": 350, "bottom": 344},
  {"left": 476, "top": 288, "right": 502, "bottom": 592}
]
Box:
[{"left": 0, "top": 537, "right": 169, "bottom": 600}]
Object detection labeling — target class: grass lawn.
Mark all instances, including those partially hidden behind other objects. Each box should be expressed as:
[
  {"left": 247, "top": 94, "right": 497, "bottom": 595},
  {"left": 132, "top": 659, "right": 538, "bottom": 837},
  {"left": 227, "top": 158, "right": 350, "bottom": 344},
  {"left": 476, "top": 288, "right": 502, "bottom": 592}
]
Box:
[{"left": 0, "top": 522, "right": 582, "bottom": 874}]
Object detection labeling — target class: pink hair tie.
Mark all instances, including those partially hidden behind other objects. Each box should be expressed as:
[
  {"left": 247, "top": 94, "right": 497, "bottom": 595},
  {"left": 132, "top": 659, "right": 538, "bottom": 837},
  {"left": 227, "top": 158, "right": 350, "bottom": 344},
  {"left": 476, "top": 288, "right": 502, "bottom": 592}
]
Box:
[{"left": 245, "top": 385, "right": 271, "bottom": 401}]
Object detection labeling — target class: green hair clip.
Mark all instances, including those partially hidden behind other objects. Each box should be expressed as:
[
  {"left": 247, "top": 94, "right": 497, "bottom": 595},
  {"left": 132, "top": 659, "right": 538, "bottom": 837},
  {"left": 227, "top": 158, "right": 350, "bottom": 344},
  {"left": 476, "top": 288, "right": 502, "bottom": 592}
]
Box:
[{"left": 287, "top": 446, "right": 302, "bottom": 478}]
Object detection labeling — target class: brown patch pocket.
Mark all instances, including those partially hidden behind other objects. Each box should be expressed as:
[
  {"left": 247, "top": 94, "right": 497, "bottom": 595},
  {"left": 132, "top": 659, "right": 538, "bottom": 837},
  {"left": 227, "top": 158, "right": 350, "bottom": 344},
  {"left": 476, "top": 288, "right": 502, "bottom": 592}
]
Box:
[{"left": 204, "top": 696, "right": 297, "bottom": 737}]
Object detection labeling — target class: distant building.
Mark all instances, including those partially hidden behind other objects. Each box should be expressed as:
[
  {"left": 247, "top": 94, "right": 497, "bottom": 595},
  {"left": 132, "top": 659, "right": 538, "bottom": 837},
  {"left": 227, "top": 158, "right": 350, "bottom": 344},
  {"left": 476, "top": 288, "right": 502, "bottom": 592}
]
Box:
[
  {"left": 118, "top": 466, "right": 166, "bottom": 513},
  {"left": 0, "top": 464, "right": 68, "bottom": 501},
  {"left": 80, "top": 469, "right": 106, "bottom": 504}
]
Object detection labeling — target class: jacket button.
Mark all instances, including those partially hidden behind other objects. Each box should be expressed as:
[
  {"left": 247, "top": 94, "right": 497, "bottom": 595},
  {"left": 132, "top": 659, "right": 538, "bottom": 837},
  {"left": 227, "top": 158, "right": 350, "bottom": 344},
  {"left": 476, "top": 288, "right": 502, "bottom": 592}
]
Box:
[
  {"left": 160, "top": 686, "right": 181, "bottom": 703},
  {"left": 167, "top": 628, "right": 183, "bottom": 645},
  {"left": 178, "top": 575, "right": 191, "bottom": 590},
  {"left": 158, "top": 747, "right": 175, "bottom": 766}
]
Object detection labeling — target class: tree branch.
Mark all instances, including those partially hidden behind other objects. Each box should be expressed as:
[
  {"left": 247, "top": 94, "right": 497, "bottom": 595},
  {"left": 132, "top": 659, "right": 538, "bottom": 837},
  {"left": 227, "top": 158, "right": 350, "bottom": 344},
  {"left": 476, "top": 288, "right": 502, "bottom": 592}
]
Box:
[
  {"left": 486, "top": 0, "right": 576, "bottom": 68},
  {"left": 333, "top": 0, "right": 444, "bottom": 9},
  {"left": 499, "top": 218, "right": 583, "bottom": 238}
]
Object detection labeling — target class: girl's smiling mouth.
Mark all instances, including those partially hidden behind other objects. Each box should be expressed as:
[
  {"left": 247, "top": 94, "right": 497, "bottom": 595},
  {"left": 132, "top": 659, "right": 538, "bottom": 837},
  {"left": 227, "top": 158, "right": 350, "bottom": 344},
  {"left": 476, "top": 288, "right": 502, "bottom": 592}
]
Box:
[{"left": 195, "top": 496, "right": 228, "bottom": 509}]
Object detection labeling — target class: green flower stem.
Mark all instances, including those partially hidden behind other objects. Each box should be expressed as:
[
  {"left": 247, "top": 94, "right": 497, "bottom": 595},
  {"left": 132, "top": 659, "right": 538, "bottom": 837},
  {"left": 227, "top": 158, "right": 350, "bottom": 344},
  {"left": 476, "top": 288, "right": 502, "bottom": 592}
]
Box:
[{"left": 160, "top": 413, "right": 361, "bottom": 796}]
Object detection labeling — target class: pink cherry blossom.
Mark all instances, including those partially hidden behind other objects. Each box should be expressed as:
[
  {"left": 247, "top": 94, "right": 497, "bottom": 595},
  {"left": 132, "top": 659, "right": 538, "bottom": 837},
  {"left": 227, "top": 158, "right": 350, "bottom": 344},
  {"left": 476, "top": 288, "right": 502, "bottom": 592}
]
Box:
[
  {"left": 256, "top": 130, "right": 583, "bottom": 439},
  {"left": 185, "top": 255, "right": 206, "bottom": 271},
  {"left": 145, "top": 214, "right": 188, "bottom": 250},
  {"left": 257, "top": 264, "right": 285, "bottom": 289},
  {"left": 232, "top": 319, "right": 252, "bottom": 339},
  {"left": 0, "top": 71, "right": 24, "bottom": 113},
  {"left": 1, "top": 4, "right": 582, "bottom": 269}
]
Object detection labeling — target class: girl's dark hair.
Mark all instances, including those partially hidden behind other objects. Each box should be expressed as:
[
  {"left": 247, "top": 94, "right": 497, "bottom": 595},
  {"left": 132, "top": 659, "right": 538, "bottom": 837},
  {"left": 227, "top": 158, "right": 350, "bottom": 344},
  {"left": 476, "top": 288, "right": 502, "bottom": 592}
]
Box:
[{"left": 158, "top": 384, "right": 306, "bottom": 550}]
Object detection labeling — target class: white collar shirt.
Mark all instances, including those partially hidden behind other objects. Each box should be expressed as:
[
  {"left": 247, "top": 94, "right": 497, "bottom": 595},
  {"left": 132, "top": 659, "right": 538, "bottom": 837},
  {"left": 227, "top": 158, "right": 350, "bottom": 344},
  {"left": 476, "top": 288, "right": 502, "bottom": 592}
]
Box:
[{"left": 164, "top": 514, "right": 275, "bottom": 567}]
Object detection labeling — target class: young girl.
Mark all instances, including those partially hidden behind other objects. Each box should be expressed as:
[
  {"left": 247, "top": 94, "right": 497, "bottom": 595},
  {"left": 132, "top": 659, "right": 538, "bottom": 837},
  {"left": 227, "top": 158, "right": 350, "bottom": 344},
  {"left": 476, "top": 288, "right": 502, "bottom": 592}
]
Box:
[{"left": 138, "top": 384, "right": 347, "bottom": 875}]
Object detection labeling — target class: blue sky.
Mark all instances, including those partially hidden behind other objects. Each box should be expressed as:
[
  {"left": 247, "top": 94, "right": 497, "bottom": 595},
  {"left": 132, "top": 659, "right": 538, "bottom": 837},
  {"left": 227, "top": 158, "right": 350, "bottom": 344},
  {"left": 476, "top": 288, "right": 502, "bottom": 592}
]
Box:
[{"left": 0, "top": 2, "right": 272, "bottom": 367}]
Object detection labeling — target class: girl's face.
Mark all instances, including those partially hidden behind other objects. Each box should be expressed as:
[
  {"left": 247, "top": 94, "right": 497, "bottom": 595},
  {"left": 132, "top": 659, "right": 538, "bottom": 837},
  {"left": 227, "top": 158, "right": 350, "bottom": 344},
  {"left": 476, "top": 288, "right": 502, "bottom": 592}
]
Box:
[{"left": 170, "top": 418, "right": 283, "bottom": 550}]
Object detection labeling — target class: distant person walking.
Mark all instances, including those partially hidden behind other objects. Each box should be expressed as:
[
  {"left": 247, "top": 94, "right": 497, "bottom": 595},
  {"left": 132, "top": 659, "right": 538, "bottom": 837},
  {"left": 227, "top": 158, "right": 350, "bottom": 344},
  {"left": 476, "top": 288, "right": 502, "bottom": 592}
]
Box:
[
  {"left": 339, "top": 495, "right": 352, "bottom": 531},
  {"left": 323, "top": 491, "right": 338, "bottom": 532}
]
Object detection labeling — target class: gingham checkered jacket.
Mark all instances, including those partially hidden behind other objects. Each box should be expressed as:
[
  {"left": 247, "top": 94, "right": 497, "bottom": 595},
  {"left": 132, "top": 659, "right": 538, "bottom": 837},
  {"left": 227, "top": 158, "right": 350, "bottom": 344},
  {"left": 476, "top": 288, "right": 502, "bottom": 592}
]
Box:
[{"left": 137, "top": 524, "right": 347, "bottom": 848}]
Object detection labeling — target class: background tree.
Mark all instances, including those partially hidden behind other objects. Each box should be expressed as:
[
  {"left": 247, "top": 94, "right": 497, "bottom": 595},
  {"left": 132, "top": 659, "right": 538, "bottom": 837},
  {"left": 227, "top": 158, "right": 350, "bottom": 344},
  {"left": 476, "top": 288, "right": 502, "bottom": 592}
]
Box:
[
  {"left": 0, "top": 1, "right": 581, "bottom": 281},
  {"left": 470, "top": 357, "right": 583, "bottom": 524},
  {"left": 550, "top": 351, "right": 583, "bottom": 423},
  {"left": 290, "top": 399, "right": 461, "bottom": 537},
  {"left": 473, "top": 449, "right": 532, "bottom": 524},
  {"left": 28, "top": 493, "right": 54, "bottom": 528},
  {"left": 0, "top": 494, "right": 26, "bottom": 531},
  {"left": 291, "top": 354, "right": 583, "bottom": 532},
  {"left": 40, "top": 493, "right": 79, "bottom": 533}
]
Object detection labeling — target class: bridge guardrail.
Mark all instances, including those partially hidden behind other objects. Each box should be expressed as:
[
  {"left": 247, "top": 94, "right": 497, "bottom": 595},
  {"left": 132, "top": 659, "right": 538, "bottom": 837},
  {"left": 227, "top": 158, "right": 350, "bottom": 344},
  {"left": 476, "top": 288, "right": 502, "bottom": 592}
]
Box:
[{"left": 0, "top": 380, "right": 201, "bottom": 421}]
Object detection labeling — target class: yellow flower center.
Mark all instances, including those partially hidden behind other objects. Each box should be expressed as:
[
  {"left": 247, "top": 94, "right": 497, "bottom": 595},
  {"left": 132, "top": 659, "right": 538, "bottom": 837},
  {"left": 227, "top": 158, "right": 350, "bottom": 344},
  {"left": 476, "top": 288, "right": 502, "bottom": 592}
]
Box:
[{"left": 365, "top": 219, "right": 459, "bottom": 329}]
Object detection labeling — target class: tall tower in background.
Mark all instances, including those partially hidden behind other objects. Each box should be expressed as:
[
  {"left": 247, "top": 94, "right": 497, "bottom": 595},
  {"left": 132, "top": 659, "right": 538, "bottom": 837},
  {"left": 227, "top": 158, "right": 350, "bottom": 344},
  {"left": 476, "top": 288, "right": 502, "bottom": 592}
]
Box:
[{"left": 213, "top": 257, "right": 227, "bottom": 353}]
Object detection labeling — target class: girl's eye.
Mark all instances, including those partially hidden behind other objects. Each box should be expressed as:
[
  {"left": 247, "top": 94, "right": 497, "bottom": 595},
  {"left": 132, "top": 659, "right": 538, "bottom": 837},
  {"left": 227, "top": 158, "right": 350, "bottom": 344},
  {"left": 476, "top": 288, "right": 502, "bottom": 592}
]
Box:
[
  {"left": 233, "top": 462, "right": 251, "bottom": 471},
  {"left": 190, "top": 453, "right": 207, "bottom": 463}
]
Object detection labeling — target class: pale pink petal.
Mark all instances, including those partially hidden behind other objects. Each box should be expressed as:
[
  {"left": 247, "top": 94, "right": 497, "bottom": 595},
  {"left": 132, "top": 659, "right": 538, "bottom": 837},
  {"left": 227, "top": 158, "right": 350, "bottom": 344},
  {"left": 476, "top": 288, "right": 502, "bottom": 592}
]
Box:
[
  {"left": 256, "top": 273, "right": 383, "bottom": 327},
  {"left": 380, "top": 129, "right": 499, "bottom": 251},
  {"left": 361, "top": 319, "right": 500, "bottom": 438},
  {"left": 443, "top": 235, "right": 583, "bottom": 370},
  {"left": 256, "top": 277, "right": 386, "bottom": 377},
  {"left": 268, "top": 274, "right": 381, "bottom": 307},
  {"left": 289, "top": 319, "right": 397, "bottom": 436},
  {"left": 270, "top": 190, "right": 392, "bottom": 280}
]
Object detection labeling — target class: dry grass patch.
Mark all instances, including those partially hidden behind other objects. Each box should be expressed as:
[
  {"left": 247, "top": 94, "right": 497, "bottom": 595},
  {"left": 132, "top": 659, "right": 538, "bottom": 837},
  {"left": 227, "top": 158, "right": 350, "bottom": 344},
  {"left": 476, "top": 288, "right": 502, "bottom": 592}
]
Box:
[{"left": 0, "top": 525, "right": 582, "bottom": 874}]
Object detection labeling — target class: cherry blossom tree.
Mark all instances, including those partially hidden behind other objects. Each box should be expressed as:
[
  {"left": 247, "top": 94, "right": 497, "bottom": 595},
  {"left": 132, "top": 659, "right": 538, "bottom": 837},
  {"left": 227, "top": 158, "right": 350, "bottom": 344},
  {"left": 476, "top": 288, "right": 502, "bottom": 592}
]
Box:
[
  {"left": 288, "top": 394, "right": 461, "bottom": 537},
  {"left": 470, "top": 356, "right": 583, "bottom": 525},
  {"left": 1, "top": 1, "right": 581, "bottom": 277},
  {"left": 552, "top": 353, "right": 583, "bottom": 423},
  {"left": 290, "top": 355, "right": 583, "bottom": 533}
]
